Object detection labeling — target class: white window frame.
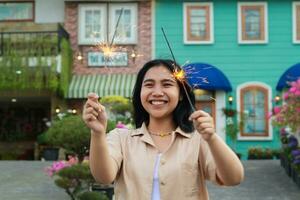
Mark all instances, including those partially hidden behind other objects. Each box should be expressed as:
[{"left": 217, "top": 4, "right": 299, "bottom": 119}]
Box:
[
  {"left": 109, "top": 3, "right": 138, "bottom": 44},
  {"left": 238, "top": 2, "right": 268, "bottom": 44},
  {"left": 78, "top": 4, "right": 107, "bottom": 45},
  {"left": 236, "top": 82, "right": 273, "bottom": 141},
  {"left": 293, "top": 2, "right": 300, "bottom": 43},
  {"left": 183, "top": 2, "right": 214, "bottom": 44}
]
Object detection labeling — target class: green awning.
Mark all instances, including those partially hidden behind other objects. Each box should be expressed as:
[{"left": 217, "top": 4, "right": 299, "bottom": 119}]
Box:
[{"left": 67, "top": 74, "right": 137, "bottom": 98}]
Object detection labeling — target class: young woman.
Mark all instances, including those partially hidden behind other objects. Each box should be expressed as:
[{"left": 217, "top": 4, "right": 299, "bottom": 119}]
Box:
[{"left": 83, "top": 59, "right": 244, "bottom": 200}]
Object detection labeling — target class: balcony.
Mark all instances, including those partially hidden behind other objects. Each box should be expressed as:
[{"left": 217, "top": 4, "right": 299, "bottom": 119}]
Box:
[{"left": 0, "top": 24, "right": 71, "bottom": 97}]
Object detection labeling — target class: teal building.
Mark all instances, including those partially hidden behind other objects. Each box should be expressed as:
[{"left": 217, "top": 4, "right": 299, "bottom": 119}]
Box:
[{"left": 154, "top": 0, "right": 300, "bottom": 158}]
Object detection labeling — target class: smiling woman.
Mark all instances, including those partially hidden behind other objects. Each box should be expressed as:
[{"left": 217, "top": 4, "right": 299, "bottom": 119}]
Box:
[{"left": 83, "top": 59, "right": 244, "bottom": 200}]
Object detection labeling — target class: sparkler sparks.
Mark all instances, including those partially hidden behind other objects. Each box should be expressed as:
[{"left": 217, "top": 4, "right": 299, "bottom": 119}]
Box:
[{"left": 173, "top": 69, "right": 185, "bottom": 82}]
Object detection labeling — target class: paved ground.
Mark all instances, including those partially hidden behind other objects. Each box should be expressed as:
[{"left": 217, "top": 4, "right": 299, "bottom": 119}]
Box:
[
  {"left": 0, "top": 160, "right": 299, "bottom": 200},
  {"left": 207, "top": 160, "right": 300, "bottom": 200}
]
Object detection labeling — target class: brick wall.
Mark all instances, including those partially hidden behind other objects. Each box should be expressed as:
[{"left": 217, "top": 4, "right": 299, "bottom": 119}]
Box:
[{"left": 64, "top": 1, "right": 152, "bottom": 75}]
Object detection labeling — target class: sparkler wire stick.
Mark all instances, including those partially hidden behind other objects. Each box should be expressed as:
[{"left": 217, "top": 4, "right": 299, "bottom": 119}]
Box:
[
  {"left": 161, "top": 27, "right": 195, "bottom": 112},
  {"left": 110, "top": 8, "right": 124, "bottom": 47},
  {"left": 161, "top": 27, "right": 177, "bottom": 64}
]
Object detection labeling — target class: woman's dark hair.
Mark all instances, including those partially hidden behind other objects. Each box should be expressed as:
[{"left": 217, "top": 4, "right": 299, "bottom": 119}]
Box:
[{"left": 132, "top": 59, "right": 195, "bottom": 133}]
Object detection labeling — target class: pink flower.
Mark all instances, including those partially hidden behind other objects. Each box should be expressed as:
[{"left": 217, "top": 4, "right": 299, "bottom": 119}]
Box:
[
  {"left": 44, "top": 161, "right": 70, "bottom": 177},
  {"left": 296, "top": 108, "right": 300, "bottom": 113},
  {"left": 295, "top": 91, "right": 300, "bottom": 96},
  {"left": 67, "top": 156, "right": 78, "bottom": 165},
  {"left": 289, "top": 87, "right": 297, "bottom": 93},
  {"left": 116, "top": 121, "right": 127, "bottom": 129},
  {"left": 283, "top": 92, "right": 289, "bottom": 100},
  {"left": 273, "top": 106, "right": 282, "bottom": 115}
]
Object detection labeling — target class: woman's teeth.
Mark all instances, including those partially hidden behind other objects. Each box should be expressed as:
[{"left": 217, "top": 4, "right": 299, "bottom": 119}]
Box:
[{"left": 151, "top": 100, "right": 166, "bottom": 105}]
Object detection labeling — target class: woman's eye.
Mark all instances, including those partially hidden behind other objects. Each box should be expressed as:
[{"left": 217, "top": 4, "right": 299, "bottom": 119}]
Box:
[
  {"left": 144, "top": 83, "right": 153, "bottom": 87},
  {"left": 164, "top": 83, "right": 173, "bottom": 87}
]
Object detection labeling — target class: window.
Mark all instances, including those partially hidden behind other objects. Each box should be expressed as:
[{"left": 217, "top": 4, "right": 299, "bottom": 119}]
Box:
[
  {"left": 183, "top": 3, "right": 214, "bottom": 44},
  {"left": 293, "top": 2, "right": 300, "bottom": 43},
  {"left": 0, "top": 2, "right": 34, "bottom": 22},
  {"left": 109, "top": 4, "right": 137, "bottom": 44},
  {"left": 237, "top": 83, "right": 272, "bottom": 140},
  {"left": 238, "top": 2, "right": 268, "bottom": 44},
  {"left": 78, "top": 4, "right": 107, "bottom": 44},
  {"left": 78, "top": 3, "right": 137, "bottom": 45}
]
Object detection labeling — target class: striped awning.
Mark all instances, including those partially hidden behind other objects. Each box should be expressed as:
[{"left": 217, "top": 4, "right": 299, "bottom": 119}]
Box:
[{"left": 67, "top": 74, "right": 137, "bottom": 98}]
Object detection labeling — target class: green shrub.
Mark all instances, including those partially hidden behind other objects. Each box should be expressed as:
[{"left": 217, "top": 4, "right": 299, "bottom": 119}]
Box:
[
  {"left": 100, "top": 96, "right": 133, "bottom": 117},
  {"left": 45, "top": 115, "right": 90, "bottom": 162}
]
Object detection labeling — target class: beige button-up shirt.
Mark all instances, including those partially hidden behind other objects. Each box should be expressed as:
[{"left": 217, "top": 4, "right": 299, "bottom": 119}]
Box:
[{"left": 106, "top": 123, "right": 221, "bottom": 200}]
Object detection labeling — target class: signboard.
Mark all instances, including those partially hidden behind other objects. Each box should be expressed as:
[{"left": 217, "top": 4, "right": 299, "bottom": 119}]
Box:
[{"left": 88, "top": 52, "right": 128, "bottom": 67}]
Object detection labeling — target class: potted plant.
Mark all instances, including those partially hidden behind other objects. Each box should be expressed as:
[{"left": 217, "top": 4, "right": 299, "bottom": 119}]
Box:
[
  {"left": 222, "top": 108, "right": 237, "bottom": 117},
  {"left": 45, "top": 157, "right": 109, "bottom": 200},
  {"left": 222, "top": 108, "right": 242, "bottom": 158},
  {"left": 37, "top": 132, "right": 59, "bottom": 161},
  {"left": 44, "top": 114, "right": 114, "bottom": 199}
]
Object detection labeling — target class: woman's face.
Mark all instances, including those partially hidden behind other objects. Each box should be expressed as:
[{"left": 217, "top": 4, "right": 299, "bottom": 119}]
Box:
[{"left": 140, "top": 65, "right": 180, "bottom": 121}]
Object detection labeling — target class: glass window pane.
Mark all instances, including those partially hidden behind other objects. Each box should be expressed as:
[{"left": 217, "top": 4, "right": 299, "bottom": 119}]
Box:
[
  {"left": 242, "top": 87, "right": 267, "bottom": 135},
  {"left": 0, "top": 3, "right": 33, "bottom": 20},
  {"left": 115, "top": 9, "right": 132, "bottom": 41},
  {"left": 245, "top": 9, "right": 261, "bottom": 39},
  {"left": 84, "top": 9, "right": 102, "bottom": 40},
  {"left": 255, "top": 119, "right": 265, "bottom": 133},
  {"left": 189, "top": 8, "right": 207, "bottom": 38},
  {"left": 85, "top": 11, "right": 92, "bottom": 24}
]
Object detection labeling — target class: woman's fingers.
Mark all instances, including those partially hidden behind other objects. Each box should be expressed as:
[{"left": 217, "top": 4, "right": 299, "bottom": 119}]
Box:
[
  {"left": 189, "top": 110, "right": 210, "bottom": 121},
  {"left": 83, "top": 113, "right": 97, "bottom": 121},
  {"left": 84, "top": 107, "right": 98, "bottom": 116},
  {"left": 197, "top": 122, "right": 213, "bottom": 130},
  {"left": 85, "top": 99, "right": 102, "bottom": 112},
  {"left": 87, "top": 92, "right": 99, "bottom": 100}
]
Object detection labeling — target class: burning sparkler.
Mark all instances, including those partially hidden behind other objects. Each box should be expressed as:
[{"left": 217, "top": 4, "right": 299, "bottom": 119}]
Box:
[
  {"left": 161, "top": 27, "right": 196, "bottom": 111},
  {"left": 94, "top": 8, "right": 124, "bottom": 65}
]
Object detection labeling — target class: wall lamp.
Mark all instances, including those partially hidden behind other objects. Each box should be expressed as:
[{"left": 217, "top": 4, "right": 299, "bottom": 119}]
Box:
[
  {"left": 55, "top": 107, "right": 61, "bottom": 114},
  {"left": 228, "top": 95, "right": 233, "bottom": 105},
  {"left": 275, "top": 94, "right": 281, "bottom": 105}
]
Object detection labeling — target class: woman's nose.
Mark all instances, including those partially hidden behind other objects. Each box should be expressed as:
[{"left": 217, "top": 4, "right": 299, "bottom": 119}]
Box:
[{"left": 152, "top": 86, "right": 164, "bottom": 96}]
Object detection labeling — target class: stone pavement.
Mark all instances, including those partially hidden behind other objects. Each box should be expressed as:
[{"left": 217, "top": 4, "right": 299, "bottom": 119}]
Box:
[
  {"left": 0, "top": 160, "right": 299, "bottom": 200},
  {"left": 207, "top": 160, "right": 300, "bottom": 200}
]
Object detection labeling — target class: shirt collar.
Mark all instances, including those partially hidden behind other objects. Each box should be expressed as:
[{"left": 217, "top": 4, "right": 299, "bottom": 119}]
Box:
[{"left": 131, "top": 122, "right": 192, "bottom": 139}]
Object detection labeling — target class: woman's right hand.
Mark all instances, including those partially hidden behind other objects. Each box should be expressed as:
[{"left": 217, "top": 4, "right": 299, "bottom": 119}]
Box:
[{"left": 82, "top": 93, "right": 107, "bottom": 135}]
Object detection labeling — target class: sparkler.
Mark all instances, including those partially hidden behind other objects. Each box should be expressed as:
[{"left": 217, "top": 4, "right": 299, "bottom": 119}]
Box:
[
  {"left": 161, "top": 27, "right": 195, "bottom": 111},
  {"left": 95, "top": 8, "right": 124, "bottom": 65}
]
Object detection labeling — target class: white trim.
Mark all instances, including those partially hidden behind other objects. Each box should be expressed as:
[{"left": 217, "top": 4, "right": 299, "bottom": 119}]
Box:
[
  {"left": 293, "top": 2, "right": 300, "bottom": 43},
  {"left": 236, "top": 82, "right": 273, "bottom": 141},
  {"left": 109, "top": 3, "right": 137, "bottom": 44},
  {"left": 78, "top": 4, "right": 107, "bottom": 45},
  {"left": 215, "top": 91, "right": 226, "bottom": 141},
  {"left": 151, "top": 0, "right": 155, "bottom": 59},
  {"left": 238, "top": 2, "right": 268, "bottom": 44},
  {"left": 183, "top": 2, "right": 214, "bottom": 44}
]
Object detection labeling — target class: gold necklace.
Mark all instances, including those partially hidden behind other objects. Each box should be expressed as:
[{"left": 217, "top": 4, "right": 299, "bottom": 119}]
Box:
[{"left": 148, "top": 131, "right": 172, "bottom": 137}]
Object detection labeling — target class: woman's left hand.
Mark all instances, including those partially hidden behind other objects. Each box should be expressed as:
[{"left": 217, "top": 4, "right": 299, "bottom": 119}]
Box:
[{"left": 189, "top": 110, "right": 216, "bottom": 142}]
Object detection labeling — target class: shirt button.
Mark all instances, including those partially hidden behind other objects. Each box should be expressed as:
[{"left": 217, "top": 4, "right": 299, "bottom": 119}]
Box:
[
  {"left": 160, "top": 181, "right": 166, "bottom": 185},
  {"left": 161, "top": 160, "right": 166, "bottom": 165}
]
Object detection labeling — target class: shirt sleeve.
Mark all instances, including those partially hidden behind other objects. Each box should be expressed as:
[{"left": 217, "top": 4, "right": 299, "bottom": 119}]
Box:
[
  {"left": 199, "top": 137, "right": 224, "bottom": 185},
  {"left": 106, "top": 128, "right": 124, "bottom": 173}
]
